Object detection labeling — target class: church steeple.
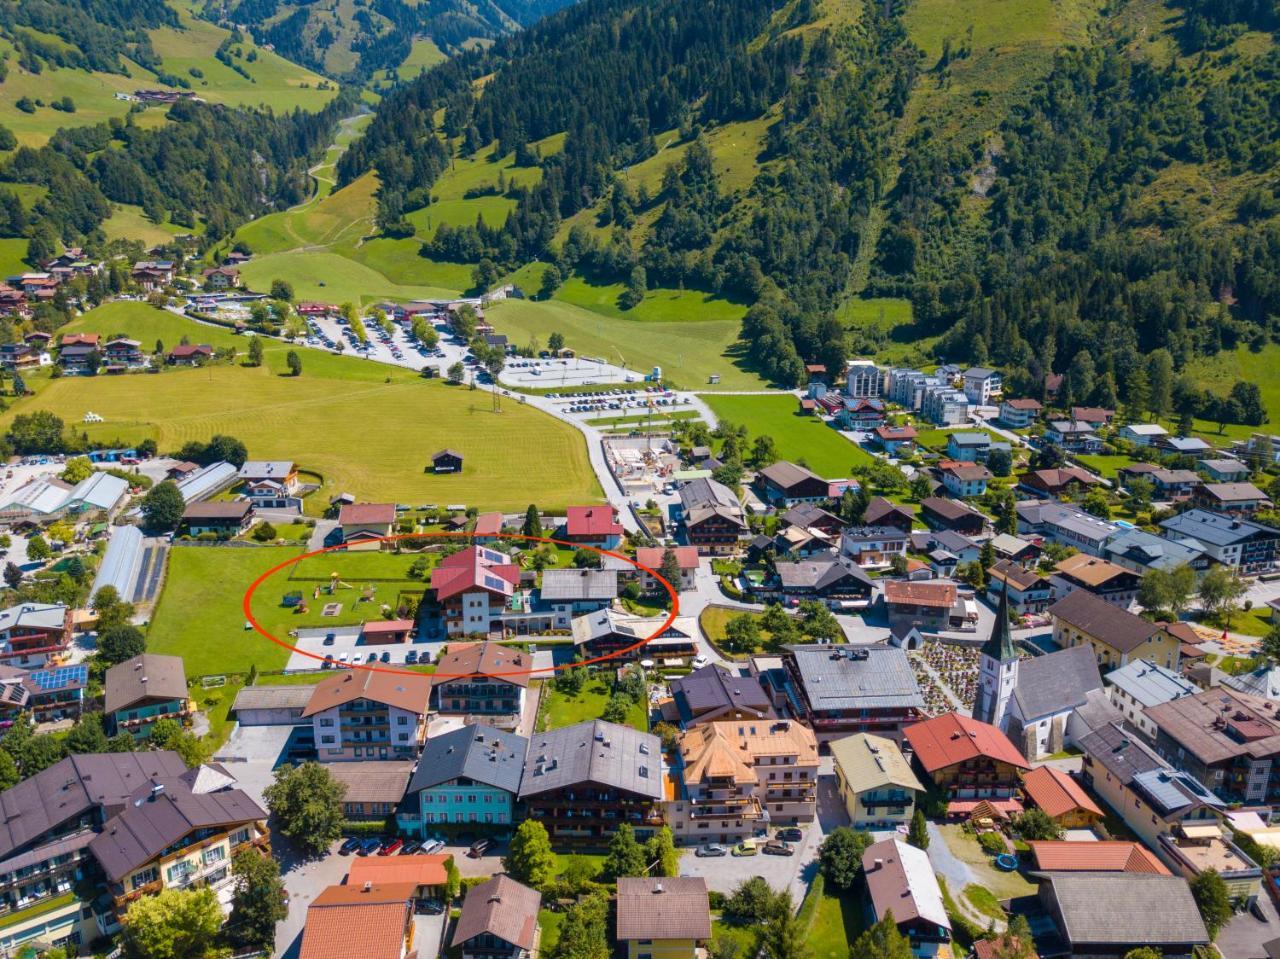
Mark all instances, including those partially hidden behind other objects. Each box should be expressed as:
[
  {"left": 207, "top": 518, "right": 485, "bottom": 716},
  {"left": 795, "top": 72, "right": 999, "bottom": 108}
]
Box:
[{"left": 981, "top": 579, "right": 1018, "bottom": 664}]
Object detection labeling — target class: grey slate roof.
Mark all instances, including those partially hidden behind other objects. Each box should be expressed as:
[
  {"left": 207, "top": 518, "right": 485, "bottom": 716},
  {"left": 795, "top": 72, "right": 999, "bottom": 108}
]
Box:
[
  {"left": 1012, "top": 644, "right": 1101, "bottom": 720},
  {"left": 1105, "top": 528, "right": 1204, "bottom": 572},
  {"left": 519, "top": 720, "right": 663, "bottom": 800},
  {"left": 786, "top": 644, "right": 924, "bottom": 712},
  {"left": 1160, "top": 509, "right": 1278, "bottom": 547},
  {"left": 671, "top": 664, "right": 773, "bottom": 723},
  {"left": 408, "top": 725, "right": 528, "bottom": 795},
  {"left": 1106, "top": 659, "right": 1199, "bottom": 708},
  {"left": 1078, "top": 722, "right": 1165, "bottom": 786},
  {"left": 539, "top": 568, "right": 619, "bottom": 602},
  {"left": 1040, "top": 873, "right": 1209, "bottom": 947},
  {"left": 231, "top": 684, "right": 316, "bottom": 712},
  {"left": 775, "top": 555, "right": 872, "bottom": 592},
  {"left": 1130, "top": 767, "right": 1223, "bottom": 817}
]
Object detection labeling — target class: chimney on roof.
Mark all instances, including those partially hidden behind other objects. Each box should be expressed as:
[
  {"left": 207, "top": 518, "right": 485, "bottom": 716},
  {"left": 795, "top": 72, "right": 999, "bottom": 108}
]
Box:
[
  {"left": 654, "top": 881, "right": 664, "bottom": 894},
  {"left": 363, "top": 881, "right": 373, "bottom": 892}
]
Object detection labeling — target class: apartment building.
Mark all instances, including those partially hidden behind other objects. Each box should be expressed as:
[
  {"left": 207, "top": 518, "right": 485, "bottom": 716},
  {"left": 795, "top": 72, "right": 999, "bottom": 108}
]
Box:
[
  {"left": 669, "top": 719, "right": 818, "bottom": 844},
  {"left": 303, "top": 667, "right": 432, "bottom": 762}
]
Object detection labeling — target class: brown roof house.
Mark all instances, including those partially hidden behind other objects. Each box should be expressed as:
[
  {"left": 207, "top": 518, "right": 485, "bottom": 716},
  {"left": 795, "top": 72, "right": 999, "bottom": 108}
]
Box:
[
  {"left": 616, "top": 877, "right": 711, "bottom": 959},
  {"left": 182, "top": 500, "right": 252, "bottom": 538},
  {"left": 338, "top": 502, "right": 396, "bottom": 550},
  {"left": 862, "top": 838, "right": 950, "bottom": 956},
  {"left": 303, "top": 668, "right": 431, "bottom": 762},
  {"left": 452, "top": 875, "right": 541, "bottom": 959},
  {"left": 104, "top": 653, "right": 192, "bottom": 739}
]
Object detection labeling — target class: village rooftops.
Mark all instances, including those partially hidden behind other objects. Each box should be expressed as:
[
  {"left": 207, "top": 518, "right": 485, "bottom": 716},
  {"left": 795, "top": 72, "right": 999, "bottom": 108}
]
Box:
[
  {"left": 670, "top": 664, "right": 773, "bottom": 723},
  {"left": 1105, "top": 659, "right": 1198, "bottom": 709},
  {"left": 1160, "top": 509, "right": 1276, "bottom": 546},
  {"left": 786, "top": 644, "right": 924, "bottom": 712},
  {"left": 1022, "top": 766, "right": 1102, "bottom": 820},
  {"left": 299, "top": 883, "right": 415, "bottom": 959},
  {"left": 1027, "top": 841, "right": 1169, "bottom": 874},
  {"left": 1052, "top": 553, "right": 1132, "bottom": 587},
  {"left": 616, "top": 877, "right": 711, "bottom": 941},
  {"left": 182, "top": 500, "right": 251, "bottom": 521},
  {"left": 539, "top": 567, "right": 619, "bottom": 601},
  {"left": 408, "top": 725, "right": 528, "bottom": 794},
  {"left": 883, "top": 580, "right": 957, "bottom": 609},
  {"left": 452, "top": 875, "right": 542, "bottom": 951},
  {"left": 519, "top": 719, "right": 663, "bottom": 800},
  {"left": 1036, "top": 873, "right": 1208, "bottom": 949},
  {"left": 756, "top": 461, "right": 825, "bottom": 491},
  {"left": 88, "top": 763, "right": 265, "bottom": 882},
  {"left": 1011, "top": 644, "right": 1101, "bottom": 721},
  {"left": 431, "top": 546, "right": 521, "bottom": 602},
  {"left": 337, "top": 502, "right": 396, "bottom": 525},
  {"left": 237, "top": 460, "right": 294, "bottom": 480},
  {"left": 0, "top": 602, "right": 68, "bottom": 634},
  {"left": 0, "top": 751, "right": 187, "bottom": 861},
  {"left": 1048, "top": 589, "right": 1163, "bottom": 653},
  {"left": 863, "top": 838, "right": 950, "bottom": 931},
  {"left": 634, "top": 545, "right": 699, "bottom": 570},
  {"left": 431, "top": 641, "right": 532, "bottom": 687},
  {"left": 301, "top": 667, "right": 432, "bottom": 718},
  {"left": 564, "top": 505, "right": 623, "bottom": 538},
  {"left": 104, "top": 654, "right": 187, "bottom": 714},
  {"left": 828, "top": 733, "right": 924, "bottom": 793},
  {"left": 920, "top": 496, "right": 986, "bottom": 523},
  {"left": 903, "top": 711, "right": 1029, "bottom": 773},
  {"left": 1145, "top": 687, "right": 1280, "bottom": 766}
]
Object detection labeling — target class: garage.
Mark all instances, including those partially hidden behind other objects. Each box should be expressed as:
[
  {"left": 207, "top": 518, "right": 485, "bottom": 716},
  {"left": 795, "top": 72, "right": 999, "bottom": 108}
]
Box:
[{"left": 231, "top": 684, "right": 315, "bottom": 726}]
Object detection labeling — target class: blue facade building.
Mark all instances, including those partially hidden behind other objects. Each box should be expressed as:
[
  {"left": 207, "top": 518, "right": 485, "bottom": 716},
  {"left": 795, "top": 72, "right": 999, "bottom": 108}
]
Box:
[{"left": 398, "top": 724, "right": 527, "bottom": 837}]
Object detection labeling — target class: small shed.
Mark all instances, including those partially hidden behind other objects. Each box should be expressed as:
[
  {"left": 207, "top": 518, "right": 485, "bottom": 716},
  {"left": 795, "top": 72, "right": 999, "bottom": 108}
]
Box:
[{"left": 431, "top": 449, "right": 464, "bottom": 474}]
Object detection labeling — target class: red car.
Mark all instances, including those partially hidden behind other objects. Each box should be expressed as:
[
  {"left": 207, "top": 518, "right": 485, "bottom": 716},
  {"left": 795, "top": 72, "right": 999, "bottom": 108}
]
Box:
[{"left": 378, "top": 838, "right": 404, "bottom": 856}]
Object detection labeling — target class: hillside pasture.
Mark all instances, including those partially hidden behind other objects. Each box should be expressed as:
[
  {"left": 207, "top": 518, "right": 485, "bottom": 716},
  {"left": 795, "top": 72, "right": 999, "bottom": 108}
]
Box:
[
  {"left": 701, "top": 393, "right": 875, "bottom": 475},
  {"left": 2, "top": 303, "right": 602, "bottom": 512}
]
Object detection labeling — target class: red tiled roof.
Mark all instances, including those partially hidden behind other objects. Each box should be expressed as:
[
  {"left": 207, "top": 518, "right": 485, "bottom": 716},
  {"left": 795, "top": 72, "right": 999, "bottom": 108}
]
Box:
[
  {"left": 634, "top": 546, "right": 699, "bottom": 570},
  {"left": 299, "top": 883, "right": 414, "bottom": 959},
  {"left": 338, "top": 503, "right": 396, "bottom": 526},
  {"left": 430, "top": 546, "right": 521, "bottom": 602},
  {"left": 883, "top": 580, "right": 956, "bottom": 609},
  {"left": 1027, "top": 840, "right": 1170, "bottom": 875},
  {"left": 875, "top": 425, "right": 917, "bottom": 440},
  {"left": 362, "top": 619, "right": 414, "bottom": 635},
  {"left": 472, "top": 511, "right": 503, "bottom": 536},
  {"left": 168, "top": 343, "right": 212, "bottom": 357},
  {"left": 60, "top": 333, "right": 99, "bottom": 346},
  {"left": 1021, "top": 766, "right": 1103, "bottom": 820},
  {"left": 346, "top": 854, "right": 451, "bottom": 888},
  {"left": 1002, "top": 398, "right": 1043, "bottom": 411},
  {"left": 903, "top": 712, "right": 1029, "bottom": 773},
  {"left": 565, "top": 505, "right": 622, "bottom": 538}
]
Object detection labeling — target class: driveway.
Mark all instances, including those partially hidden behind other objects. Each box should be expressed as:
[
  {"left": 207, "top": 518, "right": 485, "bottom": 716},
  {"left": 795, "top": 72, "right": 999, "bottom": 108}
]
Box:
[
  {"left": 1218, "top": 893, "right": 1280, "bottom": 959},
  {"left": 274, "top": 838, "right": 353, "bottom": 959}
]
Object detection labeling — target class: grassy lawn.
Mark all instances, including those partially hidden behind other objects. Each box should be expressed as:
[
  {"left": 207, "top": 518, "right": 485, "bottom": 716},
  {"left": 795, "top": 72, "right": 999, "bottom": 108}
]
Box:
[
  {"left": 538, "top": 679, "right": 647, "bottom": 731},
  {"left": 1186, "top": 343, "right": 1280, "bottom": 441},
  {"left": 193, "top": 675, "right": 247, "bottom": 748},
  {"left": 537, "top": 909, "right": 565, "bottom": 954},
  {"left": 1074, "top": 452, "right": 1146, "bottom": 479},
  {"left": 400, "top": 38, "right": 447, "bottom": 74},
  {"left": 963, "top": 883, "right": 1006, "bottom": 922},
  {"left": 102, "top": 203, "right": 194, "bottom": 246},
  {"left": 799, "top": 877, "right": 865, "bottom": 959},
  {"left": 698, "top": 605, "right": 772, "bottom": 657},
  {"left": 937, "top": 825, "right": 1036, "bottom": 900},
  {"left": 487, "top": 297, "right": 767, "bottom": 392},
  {"left": 237, "top": 248, "right": 459, "bottom": 306},
  {"left": 0, "top": 238, "right": 30, "bottom": 277},
  {"left": 712, "top": 917, "right": 762, "bottom": 957},
  {"left": 147, "top": 546, "right": 434, "bottom": 676},
  {"left": 701, "top": 394, "right": 875, "bottom": 475},
  {"left": 149, "top": 9, "right": 335, "bottom": 113},
  {"left": 6, "top": 303, "right": 602, "bottom": 513},
  {"left": 1205, "top": 604, "right": 1274, "bottom": 638},
  {"left": 554, "top": 275, "right": 748, "bottom": 325}
]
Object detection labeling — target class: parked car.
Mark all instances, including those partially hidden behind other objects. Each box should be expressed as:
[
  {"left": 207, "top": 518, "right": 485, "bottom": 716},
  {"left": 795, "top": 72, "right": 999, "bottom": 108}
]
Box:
[
  {"left": 421, "top": 839, "right": 445, "bottom": 855},
  {"left": 762, "top": 840, "right": 794, "bottom": 857},
  {"left": 468, "top": 838, "right": 493, "bottom": 858},
  {"left": 405, "top": 650, "right": 418, "bottom": 664},
  {"left": 339, "top": 837, "right": 363, "bottom": 855},
  {"left": 695, "top": 844, "right": 728, "bottom": 858},
  {"left": 399, "top": 840, "right": 422, "bottom": 855},
  {"left": 357, "top": 838, "right": 382, "bottom": 856},
  {"left": 732, "top": 840, "right": 758, "bottom": 857},
  {"left": 379, "top": 838, "right": 404, "bottom": 856},
  {"left": 416, "top": 899, "right": 446, "bottom": 915},
  {"left": 691, "top": 655, "right": 710, "bottom": 670},
  {"left": 775, "top": 827, "right": 803, "bottom": 843}
]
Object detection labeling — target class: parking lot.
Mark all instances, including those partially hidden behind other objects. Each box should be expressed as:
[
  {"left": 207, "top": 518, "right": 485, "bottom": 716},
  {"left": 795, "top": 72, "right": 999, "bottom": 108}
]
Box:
[
  {"left": 283, "top": 626, "right": 445, "bottom": 672},
  {"left": 499, "top": 355, "right": 635, "bottom": 387}
]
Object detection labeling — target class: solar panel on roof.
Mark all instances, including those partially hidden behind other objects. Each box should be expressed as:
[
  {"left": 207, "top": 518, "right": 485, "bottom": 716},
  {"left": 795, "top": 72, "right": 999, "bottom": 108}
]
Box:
[
  {"left": 29, "top": 664, "right": 88, "bottom": 690},
  {"left": 484, "top": 575, "right": 508, "bottom": 591}
]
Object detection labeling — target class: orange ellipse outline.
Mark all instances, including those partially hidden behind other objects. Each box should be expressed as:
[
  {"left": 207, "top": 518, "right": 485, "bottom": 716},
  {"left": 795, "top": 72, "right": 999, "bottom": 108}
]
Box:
[{"left": 241, "top": 531, "right": 681, "bottom": 677}]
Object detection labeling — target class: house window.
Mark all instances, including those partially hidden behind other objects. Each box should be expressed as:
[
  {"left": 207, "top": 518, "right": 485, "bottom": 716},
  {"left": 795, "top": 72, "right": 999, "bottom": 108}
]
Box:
[
  {"left": 131, "top": 867, "right": 158, "bottom": 891},
  {"left": 397, "top": 716, "right": 408, "bottom": 725},
  {"left": 320, "top": 718, "right": 334, "bottom": 727},
  {"left": 202, "top": 846, "right": 225, "bottom": 867},
  {"left": 231, "top": 828, "right": 251, "bottom": 846}
]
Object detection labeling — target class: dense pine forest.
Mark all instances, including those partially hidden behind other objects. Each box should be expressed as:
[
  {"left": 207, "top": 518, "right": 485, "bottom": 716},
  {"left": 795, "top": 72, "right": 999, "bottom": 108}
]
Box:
[{"left": 335, "top": 0, "right": 1280, "bottom": 415}]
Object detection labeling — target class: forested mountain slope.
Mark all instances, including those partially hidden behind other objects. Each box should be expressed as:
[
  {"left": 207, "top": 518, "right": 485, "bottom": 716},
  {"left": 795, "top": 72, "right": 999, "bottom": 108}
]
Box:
[
  {"left": 336, "top": 0, "right": 1280, "bottom": 422},
  {"left": 203, "top": 0, "right": 580, "bottom": 81}
]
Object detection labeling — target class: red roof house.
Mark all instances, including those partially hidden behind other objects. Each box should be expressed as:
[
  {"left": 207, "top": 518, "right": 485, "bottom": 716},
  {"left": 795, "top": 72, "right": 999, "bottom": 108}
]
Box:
[
  {"left": 562, "top": 506, "right": 624, "bottom": 547},
  {"left": 1021, "top": 765, "right": 1104, "bottom": 828},
  {"left": 903, "top": 712, "right": 1028, "bottom": 816}
]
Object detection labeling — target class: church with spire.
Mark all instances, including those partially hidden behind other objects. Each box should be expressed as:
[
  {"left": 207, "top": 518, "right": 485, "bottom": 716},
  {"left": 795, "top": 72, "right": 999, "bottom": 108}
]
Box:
[{"left": 970, "top": 582, "right": 1106, "bottom": 760}]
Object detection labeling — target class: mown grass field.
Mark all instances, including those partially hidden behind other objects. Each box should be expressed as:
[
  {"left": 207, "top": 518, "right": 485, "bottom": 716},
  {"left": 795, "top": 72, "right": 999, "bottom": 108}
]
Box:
[
  {"left": 1185, "top": 343, "right": 1280, "bottom": 440},
  {"left": 539, "top": 678, "right": 648, "bottom": 731},
  {"left": 0, "top": 239, "right": 29, "bottom": 277},
  {"left": 400, "top": 39, "right": 447, "bottom": 75},
  {"left": 488, "top": 297, "right": 767, "bottom": 391},
  {"left": 0, "top": 43, "right": 145, "bottom": 147},
  {"left": 2, "top": 302, "right": 602, "bottom": 513},
  {"left": 553, "top": 275, "right": 748, "bottom": 325},
  {"left": 147, "top": 546, "right": 431, "bottom": 676},
  {"left": 102, "top": 203, "right": 192, "bottom": 247},
  {"left": 149, "top": 8, "right": 335, "bottom": 113},
  {"left": 701, "top": 393, "right": 874, "bottom": 475}
]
